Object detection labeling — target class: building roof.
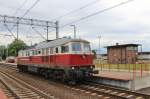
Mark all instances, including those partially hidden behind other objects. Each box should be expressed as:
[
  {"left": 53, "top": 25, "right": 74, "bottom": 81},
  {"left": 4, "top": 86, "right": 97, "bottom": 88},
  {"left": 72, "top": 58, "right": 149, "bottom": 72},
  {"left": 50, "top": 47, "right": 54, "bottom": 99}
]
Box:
[{"left": 105, "top": 44, "right": 141, "bottom": 48}]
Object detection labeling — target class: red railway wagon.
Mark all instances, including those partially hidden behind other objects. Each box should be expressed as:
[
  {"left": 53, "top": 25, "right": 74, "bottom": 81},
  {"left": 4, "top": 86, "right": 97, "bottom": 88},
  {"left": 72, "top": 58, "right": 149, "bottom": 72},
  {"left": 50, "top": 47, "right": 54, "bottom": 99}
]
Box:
[{"left": 17, "top": 37, "right": 97, "bottom": 84}]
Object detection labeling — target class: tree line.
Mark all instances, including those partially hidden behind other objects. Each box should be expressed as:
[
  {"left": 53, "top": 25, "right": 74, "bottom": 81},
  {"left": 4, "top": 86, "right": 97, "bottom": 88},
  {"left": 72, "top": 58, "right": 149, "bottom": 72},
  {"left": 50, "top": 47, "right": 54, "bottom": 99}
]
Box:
[{"left": 0, "top": 39, "right": 27, "bottom": 60}]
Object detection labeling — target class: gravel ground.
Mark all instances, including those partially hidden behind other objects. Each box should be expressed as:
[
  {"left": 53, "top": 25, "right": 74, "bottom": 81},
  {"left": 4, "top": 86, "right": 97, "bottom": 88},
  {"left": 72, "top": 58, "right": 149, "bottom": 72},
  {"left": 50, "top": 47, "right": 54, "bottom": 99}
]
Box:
[{"left": 137, "top": 87, "right": 150, "bottom": 95}]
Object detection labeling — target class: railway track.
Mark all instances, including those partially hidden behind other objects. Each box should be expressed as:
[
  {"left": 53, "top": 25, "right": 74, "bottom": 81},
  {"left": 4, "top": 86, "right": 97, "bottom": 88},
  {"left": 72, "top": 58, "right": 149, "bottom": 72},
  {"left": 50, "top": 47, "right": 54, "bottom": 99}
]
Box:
[
  {"left": 0, "top": 64, "right": 96, "bottom": 99},
  {"left": 66, "top": 84, "right": 150, "bottom": 99},
  {"left": 0, "top": 70, "right": 55, "bottom": 99},
  {"left": 0, "top": 79, "right": 18, "bottom": 99},
  {"left": 75, "top": 82, "right": 150, "bottom": 99},
  {"left": 0, "top": 63, "right": 150, "bottom": 99}
]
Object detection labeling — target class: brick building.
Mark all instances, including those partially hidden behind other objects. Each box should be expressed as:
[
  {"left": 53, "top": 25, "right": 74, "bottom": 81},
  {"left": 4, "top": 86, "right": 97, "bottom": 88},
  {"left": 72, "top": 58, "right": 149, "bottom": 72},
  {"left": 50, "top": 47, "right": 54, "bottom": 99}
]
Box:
[{"left": 106, "top": 44, "right": 139, "bottom": 64}]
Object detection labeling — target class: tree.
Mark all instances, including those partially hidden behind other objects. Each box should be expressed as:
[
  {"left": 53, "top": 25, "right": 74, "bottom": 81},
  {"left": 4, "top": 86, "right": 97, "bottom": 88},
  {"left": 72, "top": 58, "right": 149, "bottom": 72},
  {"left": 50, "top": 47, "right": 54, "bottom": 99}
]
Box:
[
  {"left": 92, "top": 50, "right": 97, "bottom": 59},
  {"left": 0, "top": 45, "right": 6, "bottom": 59},
  {"left": 8, "top": 39, "right": 27, "bottom": 56}
]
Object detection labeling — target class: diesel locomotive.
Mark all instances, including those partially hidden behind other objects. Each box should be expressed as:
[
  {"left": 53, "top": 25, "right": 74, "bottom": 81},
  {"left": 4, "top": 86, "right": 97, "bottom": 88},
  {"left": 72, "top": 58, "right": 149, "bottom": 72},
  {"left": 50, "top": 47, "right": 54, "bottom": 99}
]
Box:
[{"left": 17, "top": 37, "right": 97, "bottom": 84}]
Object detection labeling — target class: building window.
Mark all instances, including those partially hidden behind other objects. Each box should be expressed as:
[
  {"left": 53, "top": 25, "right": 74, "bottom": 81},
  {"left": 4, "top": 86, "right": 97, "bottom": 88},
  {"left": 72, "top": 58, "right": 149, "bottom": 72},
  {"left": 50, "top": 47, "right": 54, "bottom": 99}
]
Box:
[{"left": 127, "top": 47, "right": 138, "bottom": 51}]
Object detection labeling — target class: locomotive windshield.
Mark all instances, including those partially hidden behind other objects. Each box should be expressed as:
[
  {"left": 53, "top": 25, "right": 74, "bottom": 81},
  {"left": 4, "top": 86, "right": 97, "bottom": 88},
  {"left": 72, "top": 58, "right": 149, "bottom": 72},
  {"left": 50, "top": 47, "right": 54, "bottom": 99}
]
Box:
[{"left": 72, "top": 42, "right": 81, "bottom": 52}]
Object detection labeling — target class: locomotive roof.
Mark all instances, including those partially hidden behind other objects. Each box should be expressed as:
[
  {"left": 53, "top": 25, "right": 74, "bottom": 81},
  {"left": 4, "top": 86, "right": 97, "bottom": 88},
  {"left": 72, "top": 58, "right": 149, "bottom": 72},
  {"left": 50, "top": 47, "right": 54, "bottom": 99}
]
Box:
[{"left": 36, "top": 37, "right": 89, "bottom": 49}]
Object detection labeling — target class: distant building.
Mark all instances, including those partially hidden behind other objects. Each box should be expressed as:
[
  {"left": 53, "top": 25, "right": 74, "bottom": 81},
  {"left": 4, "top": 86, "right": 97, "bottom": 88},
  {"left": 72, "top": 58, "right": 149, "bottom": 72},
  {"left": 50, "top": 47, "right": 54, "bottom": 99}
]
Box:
[
  {"left": 106, "top": 44, "right": 140, "bottom": 64},
  {"left": 138, "top": 52, "right": 150, "bottom": 60},
  {"left": 96, "top": 54, "right": 107, "bottom": 60}
]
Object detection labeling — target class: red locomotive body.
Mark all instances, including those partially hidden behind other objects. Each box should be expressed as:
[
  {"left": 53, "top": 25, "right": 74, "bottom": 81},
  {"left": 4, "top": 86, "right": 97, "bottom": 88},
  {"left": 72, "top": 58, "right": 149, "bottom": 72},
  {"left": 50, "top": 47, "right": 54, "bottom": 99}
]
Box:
[
  {"left": 18, "top": 54, "right": 93, "bottom": 67},
  {"left": 17, "top": 37, "right": 97, "bottom": 84}
]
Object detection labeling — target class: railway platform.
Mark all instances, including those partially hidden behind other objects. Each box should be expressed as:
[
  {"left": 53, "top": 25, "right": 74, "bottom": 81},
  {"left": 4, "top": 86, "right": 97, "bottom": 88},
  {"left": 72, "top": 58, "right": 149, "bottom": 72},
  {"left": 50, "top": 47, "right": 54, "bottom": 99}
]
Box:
[
  {"left": 0, "top": 89, "right": 7, "bottom": 99},
  {"left": 91, "top": 70, "right": 150, "bottom": 91}
]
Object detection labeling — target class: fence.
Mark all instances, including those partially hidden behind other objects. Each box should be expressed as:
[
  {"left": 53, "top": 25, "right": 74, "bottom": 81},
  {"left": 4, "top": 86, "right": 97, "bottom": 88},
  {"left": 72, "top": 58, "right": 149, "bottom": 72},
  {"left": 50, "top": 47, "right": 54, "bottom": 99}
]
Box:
[{"left": 95, "top": 63, "right": 150, "bottom": 79}]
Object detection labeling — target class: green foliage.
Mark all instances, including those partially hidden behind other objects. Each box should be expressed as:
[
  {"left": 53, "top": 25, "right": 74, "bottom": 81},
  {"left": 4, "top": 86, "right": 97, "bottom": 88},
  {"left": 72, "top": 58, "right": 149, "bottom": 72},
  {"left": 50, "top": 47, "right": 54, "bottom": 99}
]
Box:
[
  {"left": 8, "top": 39, "right": 27, "bottom": 56},
  {"left": 92, "top": 50, "right": 97, "bottom": 59},
  {"left": 0, "top": 45, "right": 6, "bottom": 59}
]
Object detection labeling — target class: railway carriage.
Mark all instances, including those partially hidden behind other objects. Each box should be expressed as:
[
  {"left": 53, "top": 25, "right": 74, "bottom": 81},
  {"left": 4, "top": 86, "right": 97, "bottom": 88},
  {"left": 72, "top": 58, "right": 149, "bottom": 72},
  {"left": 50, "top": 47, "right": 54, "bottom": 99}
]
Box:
[{"left": 17, "top": 37, "right": 97, "bottom": 84}]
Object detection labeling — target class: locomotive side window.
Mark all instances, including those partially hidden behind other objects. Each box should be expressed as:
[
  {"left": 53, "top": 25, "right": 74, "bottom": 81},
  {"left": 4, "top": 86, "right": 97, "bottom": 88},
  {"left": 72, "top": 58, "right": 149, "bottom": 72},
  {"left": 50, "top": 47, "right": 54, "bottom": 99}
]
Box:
[
  {"left": 26, "top": 51, "right": 29, "bottom": 56},
  {"left": 38, "top": 50, "right": 41, "bottom": 54},
  {"left": 21, "top": 52, "right": 23, "bottom": 56},
  {"left": 61, "top": 46, "right": 69, "bottom": 53},
  {"left": 42, "top": 49, "right": 44, "bottom": 55},
  {"left": 46, "top": 48, "right": 49, "bottom": 55},
  {"left": 72, "top": 42, "right": 81, "bottom": 52},
  {"left": 27, "top": 51, "right": 29, "bottom": 56},
  {"left": 55, "top": 47, "right": 58, "bottom": 53},
  {"left": 84, "top": 43, "right": 91, "bottom": 52},
  {"left": 35, "top": 50, "right": 38, "bottom": 55},
  {"left": 50, "top": 48, "right": 53, "bottom": 54},
  {"left": 34, "top": 50, "right": 37, "bottom": 55},
  {"left": 31, "top": 50, "right": 34, "bottom": 56}
]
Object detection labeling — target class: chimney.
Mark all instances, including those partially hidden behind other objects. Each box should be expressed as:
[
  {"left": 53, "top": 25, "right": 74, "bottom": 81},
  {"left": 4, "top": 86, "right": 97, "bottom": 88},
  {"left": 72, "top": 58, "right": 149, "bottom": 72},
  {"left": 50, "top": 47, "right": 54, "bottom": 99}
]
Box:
[{"left": 116, "top": 43, "right": 119, "bottom": 46}]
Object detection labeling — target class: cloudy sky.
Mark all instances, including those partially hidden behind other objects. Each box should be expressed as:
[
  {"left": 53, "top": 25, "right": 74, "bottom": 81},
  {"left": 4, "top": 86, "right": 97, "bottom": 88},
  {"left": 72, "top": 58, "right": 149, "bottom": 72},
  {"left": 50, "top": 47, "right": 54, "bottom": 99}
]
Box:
[{"left": 0, "top": 0, "right": 150, "bottom": 53}]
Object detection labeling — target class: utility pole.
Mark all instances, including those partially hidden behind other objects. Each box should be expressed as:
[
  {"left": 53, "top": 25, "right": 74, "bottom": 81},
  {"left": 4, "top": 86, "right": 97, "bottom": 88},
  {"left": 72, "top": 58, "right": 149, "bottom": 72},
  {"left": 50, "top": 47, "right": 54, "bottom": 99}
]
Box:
[
  {"left": 46, "top": 21, "right": 49, "bottom": 41},
  {"left": 70, "top": 25, "right": 76, "bottom": 39},
  {"left": 98, "top": 36, "right": 101, "bottom": 54},
  {"left": 16, "top": 17, "right": 19, "bottom": 40},
  {"left": 6, "top": 46, "right": 8, "bottom": 58},
  {"left": 98, "top": 36, "right": 101, "bottom": 58},
  {"left": 0, "top": 14, "right": 57, "bottom": 40},
  {"left": 56, "top": 21, "right": 59, "bottom": 39},
  {"left": 16, "top": 17, "right": 19, "bottom": 56}
]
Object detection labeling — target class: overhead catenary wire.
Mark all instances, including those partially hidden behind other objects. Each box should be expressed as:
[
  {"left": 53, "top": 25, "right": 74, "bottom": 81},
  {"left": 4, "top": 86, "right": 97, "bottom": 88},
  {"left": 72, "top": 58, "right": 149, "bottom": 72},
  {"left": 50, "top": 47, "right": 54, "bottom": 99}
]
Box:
[
  {"left": 7, "top": 0, "right": 41, "bottom": 38},
  {"left": 3, "top": 24, "right": 17, "bottom": 39},
  {"left": 13, "top": 0, "right": 29, "bottom": 16},
  {"left": 21, "top": 0, "right": 41, "bottom": 18},
  {"left": 48, "top": 0, "right": 135, "bottom": 34},
  {"left": 61, "top": 0, "right": 135, "bottom": 28},
  {"left": 0, "top": 33, "right": 13, "bottom": 37},
  {"left": 32, "top": 27, "right": 47, "bottom": 40},
  {"left": 51, "top": 0, "right": 101, "bottom": 21},
  {"left": 26, "top": 36, "right": 41, "bottom": 38}
]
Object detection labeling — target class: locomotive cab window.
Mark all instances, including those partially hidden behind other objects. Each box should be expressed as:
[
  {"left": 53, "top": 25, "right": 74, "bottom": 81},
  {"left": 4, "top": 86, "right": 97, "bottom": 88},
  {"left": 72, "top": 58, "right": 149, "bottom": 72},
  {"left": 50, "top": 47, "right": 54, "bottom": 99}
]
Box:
[
  {"left": 61, "top": 45, "right": 69, "bottom": 53},
  {"left": 72, "top": 42, "right": 81, "bottom": 52}
]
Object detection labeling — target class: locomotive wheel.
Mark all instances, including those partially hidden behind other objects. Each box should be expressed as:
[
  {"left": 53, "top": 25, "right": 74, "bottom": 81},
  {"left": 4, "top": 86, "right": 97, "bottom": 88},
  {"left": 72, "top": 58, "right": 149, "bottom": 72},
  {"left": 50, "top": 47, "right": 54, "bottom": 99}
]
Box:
[
  {"left": 68, "top": 80, "right": 76, "bottom": 85},
  {"left": 18, "top": 67, "right": 22, "bottom": 72},
  {"left": 44, "top": 71, "right": 49, "bottom": 79},
  {"left": 62, "top": 73, "right": 68, "bottom": 83}
]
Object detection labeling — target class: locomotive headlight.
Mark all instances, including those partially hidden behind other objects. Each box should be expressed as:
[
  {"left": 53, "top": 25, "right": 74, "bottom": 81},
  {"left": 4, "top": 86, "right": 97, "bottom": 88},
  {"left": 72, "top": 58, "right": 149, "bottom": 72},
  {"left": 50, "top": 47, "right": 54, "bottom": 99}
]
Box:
[{"left": 71, "top": 67, "right": 75, "bottom": 69}]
